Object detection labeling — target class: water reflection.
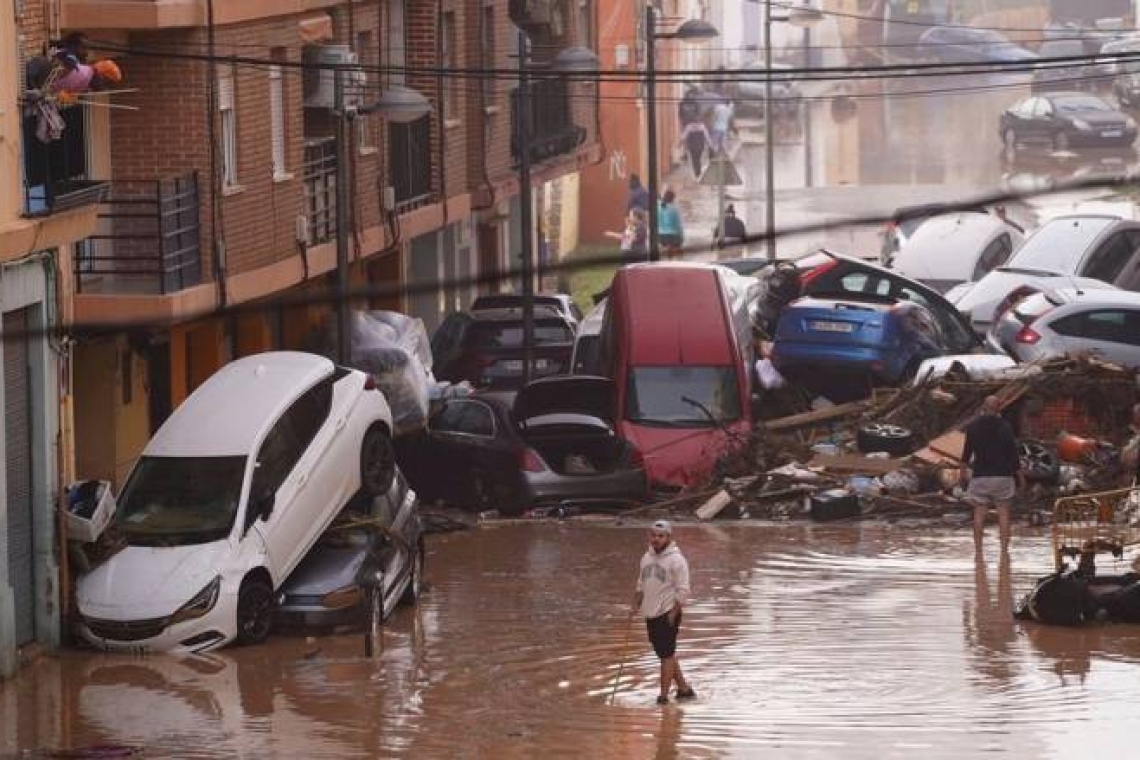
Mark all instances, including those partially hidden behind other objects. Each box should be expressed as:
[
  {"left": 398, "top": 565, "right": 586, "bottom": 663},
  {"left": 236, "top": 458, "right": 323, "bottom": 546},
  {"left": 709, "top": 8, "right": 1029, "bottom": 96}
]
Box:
[{"left": 4, "top": 526, "right": 1140, "bottom": 759}]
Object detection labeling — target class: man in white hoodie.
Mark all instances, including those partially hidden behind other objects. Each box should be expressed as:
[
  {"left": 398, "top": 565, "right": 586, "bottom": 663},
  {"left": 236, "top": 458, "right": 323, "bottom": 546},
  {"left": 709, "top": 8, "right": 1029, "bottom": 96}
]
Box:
[{"left": 631, "top": 520, "right": 695, "bottom": 704}]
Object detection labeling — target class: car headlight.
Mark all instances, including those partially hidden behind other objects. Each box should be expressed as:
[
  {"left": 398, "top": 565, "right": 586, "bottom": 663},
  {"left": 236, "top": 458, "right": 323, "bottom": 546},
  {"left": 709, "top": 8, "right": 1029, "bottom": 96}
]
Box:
[
  {"left": 1072, "top": 119, "right": 1092, "bottom": 131},
  {"left": 1127, "top": 116, "right": 1137, "bottom": 129},
  {"left": 169, "top": 576, "right": 221, "bottom": 625}
]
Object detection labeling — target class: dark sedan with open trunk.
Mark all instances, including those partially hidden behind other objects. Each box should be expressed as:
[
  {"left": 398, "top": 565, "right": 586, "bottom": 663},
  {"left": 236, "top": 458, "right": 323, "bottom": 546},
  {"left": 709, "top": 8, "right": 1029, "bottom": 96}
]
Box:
[{"left": 396, "top": 376, "right": 647, "bottom": 516}]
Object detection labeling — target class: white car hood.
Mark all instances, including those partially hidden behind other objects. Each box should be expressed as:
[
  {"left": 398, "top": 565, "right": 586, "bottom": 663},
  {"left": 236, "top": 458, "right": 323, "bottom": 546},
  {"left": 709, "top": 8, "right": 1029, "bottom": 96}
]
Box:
[
  {"left": 952, "top": 270, "right": 1109, "bottom": 328},
  {"left": 78, "top": 540, "right": 231, "bottom": 619}
]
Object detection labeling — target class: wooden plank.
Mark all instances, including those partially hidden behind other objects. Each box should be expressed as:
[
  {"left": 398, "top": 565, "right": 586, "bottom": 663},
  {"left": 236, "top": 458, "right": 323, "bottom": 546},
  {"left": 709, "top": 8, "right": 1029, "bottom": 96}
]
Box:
[
  {"left": 928, "top": 430, "right": 966, "bottom": 461},
  {"left": 696, "top": 490, "right": 734, "bottom": 521},
  {"left": 806, "top": 454, "right": 908, "bottom": 474},
  {"left": 764, "top": 399, "right": 872, "bottom": 432}
]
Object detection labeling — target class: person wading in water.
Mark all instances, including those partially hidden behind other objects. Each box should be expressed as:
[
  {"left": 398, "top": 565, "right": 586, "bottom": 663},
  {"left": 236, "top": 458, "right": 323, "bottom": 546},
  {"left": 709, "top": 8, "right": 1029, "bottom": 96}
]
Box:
[{"left": 631, "top": 520, "right": 695, "bottom": 705}]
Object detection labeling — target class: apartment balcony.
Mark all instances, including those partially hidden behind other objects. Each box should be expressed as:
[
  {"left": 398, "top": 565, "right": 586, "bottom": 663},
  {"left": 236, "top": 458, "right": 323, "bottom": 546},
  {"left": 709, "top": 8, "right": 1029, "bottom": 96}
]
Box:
[
  {"left": 23, "top": 106, "right": 109, "bottom": 219},
  {"left": 510, "top": 79, "right": 586, "bottom": 164},
  {"left": 70, "top": 173, "right": 215, "bottom": 330},
  {"left": 60, "top": 0, "right": 338, "bottom": 30}
]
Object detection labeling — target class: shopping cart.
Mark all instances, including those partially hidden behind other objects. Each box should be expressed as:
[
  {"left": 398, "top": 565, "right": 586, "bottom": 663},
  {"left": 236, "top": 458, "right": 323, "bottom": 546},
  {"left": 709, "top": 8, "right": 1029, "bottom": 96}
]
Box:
[{"left": 1052, "top": 487, "right": 1140, "bottom": 572}]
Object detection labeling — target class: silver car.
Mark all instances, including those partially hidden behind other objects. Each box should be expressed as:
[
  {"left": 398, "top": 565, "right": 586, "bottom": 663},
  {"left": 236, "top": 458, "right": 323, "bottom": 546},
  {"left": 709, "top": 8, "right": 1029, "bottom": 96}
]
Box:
[{"left": 988, "top": 287, "right": 1140, "bottom": 368}]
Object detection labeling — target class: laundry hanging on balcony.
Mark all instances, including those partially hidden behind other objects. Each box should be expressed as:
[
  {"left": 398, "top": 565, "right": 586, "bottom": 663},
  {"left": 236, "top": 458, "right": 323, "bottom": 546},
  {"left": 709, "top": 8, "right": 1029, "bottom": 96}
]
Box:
[{"left": 22, "top": 43, "right": 126, "bottom": 143}]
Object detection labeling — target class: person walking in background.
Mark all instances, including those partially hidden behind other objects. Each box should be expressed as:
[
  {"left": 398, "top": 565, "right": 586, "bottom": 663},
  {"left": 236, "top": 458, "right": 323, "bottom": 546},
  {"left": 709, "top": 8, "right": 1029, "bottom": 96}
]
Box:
[
  {"left": 657, "top": 190, "right": 684, "bottom": 257},
  {"left": 680, "top": 120, "right": 713, "bottom": 179},
  {"left": 627, "top": 173, "right": 650, "bottom": 214},
  {"left": 961, "top": 395, "right": 1021, "bottom": 555},
  {"left": 631, "top": 520, "right": 695, "bottom": 705},
  {"left": 710, "top": 100, "right": 734, "bottom": 155},
  {"left": 715, "top": 204, "right": 747, "bottom": 248},
  {"left": 607, "top": 207, "right": 648, "bottom": 261},
  {"left": 679, "top": 85, "right": 703, "bottom": 127}
]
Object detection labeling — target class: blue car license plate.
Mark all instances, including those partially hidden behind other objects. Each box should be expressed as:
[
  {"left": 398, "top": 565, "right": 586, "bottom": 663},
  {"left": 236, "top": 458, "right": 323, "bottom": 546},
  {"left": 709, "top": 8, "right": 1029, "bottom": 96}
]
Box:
[
  {"left": 809, "top": 320, "right": 854, "bottom": 333},
  {"left": 1103, "top": 130, "right": 1123, "bottom": 138}
]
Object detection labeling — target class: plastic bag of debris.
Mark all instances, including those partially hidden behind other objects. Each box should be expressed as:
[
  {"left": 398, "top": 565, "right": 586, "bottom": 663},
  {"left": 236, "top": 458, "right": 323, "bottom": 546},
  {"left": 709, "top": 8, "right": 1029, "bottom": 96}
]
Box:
[
  {"left": 881, "top": 469, "right": 919, "bottom": 495},
  {"left": 348, "top": 311, "right": 433, "bottom": 435}
]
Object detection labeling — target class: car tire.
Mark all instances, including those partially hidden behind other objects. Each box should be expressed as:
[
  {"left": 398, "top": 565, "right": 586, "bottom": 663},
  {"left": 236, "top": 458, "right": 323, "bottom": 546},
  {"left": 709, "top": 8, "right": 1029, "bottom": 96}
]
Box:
[
  {"left": 236, "top": 575, "right": 274, "bottom": 646},
  {"left": 857, "top": 423, "right": 916, "bottom": 457},
  {"left": 360, "top": 425, "right": 396, "bottom": 497},
  {"left": 1052, "top": 131, "right": 1070, "bottom": 151},
  {"left": 1019, "top": 440, "right": 1060, "bottom": 484},
  {"left": 400, "top": 540, "right": 425, "bottom": 606}
]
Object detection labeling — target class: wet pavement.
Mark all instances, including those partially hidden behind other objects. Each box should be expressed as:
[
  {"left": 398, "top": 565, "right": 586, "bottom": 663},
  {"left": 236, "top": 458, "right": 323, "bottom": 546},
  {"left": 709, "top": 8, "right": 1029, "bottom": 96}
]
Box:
[
  {"left": 671, "top": 72, "right": 1140, "bottom": 262},
  {"left": 4, "top": 523, "right": 1140, "bottom": 758}
]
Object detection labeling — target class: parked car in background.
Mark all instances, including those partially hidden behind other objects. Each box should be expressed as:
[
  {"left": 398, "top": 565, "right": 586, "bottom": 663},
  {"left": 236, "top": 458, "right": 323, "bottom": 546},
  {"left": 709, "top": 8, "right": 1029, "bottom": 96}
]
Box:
[
  {"left": 571, "top": 300, "right": 605, "bottom": 375},
  {"left": 950, "top": 214, "right": 1140, "bottom": 333},
  {"left": 891, "top": 212, "right": 1023, "bottom": 293},
  {"left": 432, "top": 307, "right": 576, "bottom": 390},
  {"left": 277, "top": 470, "right": 423, "bottom": 628},
  {"left": 987, "top": 287, "right": 1140, "bottom": 367},
  {"left": 771, "top": 296, "right": 951, "bottom": 401},
  {"left": 471, "top": 292, "right": 583, "bottom": 327},
  {"left": 77, "top": 352, "right": 396, "bottom": 654},
  {"left": 396, "top": 376, "right": 647, "bottom": 515},
  {"left": 1002, "top": 92, "right": 1137, "bottom": 152},
  {"left": 916, "top": 26, "right": 1037, "bottom": 64},
  {"left": 879, "top": 202, "right": 990, "bottom": 264},
  {"left": 1033, "top": 41, "right": 1099, "bottom": 92},
  {"left": 602, "top": 264, "right": 755, "bottom": 489}
]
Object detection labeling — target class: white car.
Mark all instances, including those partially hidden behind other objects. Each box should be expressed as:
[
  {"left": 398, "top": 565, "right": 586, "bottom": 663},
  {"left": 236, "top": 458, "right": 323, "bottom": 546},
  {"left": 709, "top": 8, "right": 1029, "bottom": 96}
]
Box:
[
  {"left": 988, "top": 288, "right": 1140, "bottom": 368},
  {"left": 949, "top": 214, "right": 1140, "bottom": 333},
  {"left": 891, "top": 213, "right": 1023, "bottom": 294},
  {"left": 77, "top": 352, "right": 395, "bottom": 654}
]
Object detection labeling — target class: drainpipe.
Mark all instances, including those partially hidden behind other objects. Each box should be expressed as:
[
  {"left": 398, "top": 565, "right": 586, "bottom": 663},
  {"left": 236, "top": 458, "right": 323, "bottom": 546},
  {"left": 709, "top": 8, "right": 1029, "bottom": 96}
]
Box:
[{"left": 206, "top": 0, "right": 228, "bottom": 307}]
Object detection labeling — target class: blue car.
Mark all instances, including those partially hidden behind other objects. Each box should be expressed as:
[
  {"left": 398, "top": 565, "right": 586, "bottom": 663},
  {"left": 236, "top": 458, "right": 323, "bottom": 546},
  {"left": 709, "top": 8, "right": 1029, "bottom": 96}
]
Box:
[{"left": 770, "top": 296, "right": 950, "bottom": 399}]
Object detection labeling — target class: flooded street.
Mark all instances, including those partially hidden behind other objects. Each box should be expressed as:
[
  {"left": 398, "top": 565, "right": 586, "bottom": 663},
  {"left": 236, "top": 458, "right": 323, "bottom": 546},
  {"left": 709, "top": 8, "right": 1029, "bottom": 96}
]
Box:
[{"left": 4, "top": 523, "right": 1140, "bottom": 758}]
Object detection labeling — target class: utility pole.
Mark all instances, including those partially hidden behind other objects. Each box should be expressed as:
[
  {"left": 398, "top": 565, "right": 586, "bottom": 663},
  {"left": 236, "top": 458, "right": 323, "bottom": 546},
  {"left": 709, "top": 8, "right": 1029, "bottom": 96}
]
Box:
[
  {"left": 763, "top": 0, "right": 776, "bottom": 261},
  {"left": 517, "top": 31, "right": 535, "bottom": 384},
  {"left": 334, "top": 69, "right": 351, "bottom": 364},
  {"left": 645, "top": 3, "right": 660, "bottom": 262}
]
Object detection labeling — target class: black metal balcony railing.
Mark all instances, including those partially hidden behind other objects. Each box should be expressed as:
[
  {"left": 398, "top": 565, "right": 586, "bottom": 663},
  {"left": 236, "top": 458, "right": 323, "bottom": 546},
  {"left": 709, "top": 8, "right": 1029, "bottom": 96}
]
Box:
[
  {"left": 76, "top": 173, "right": 203, "bottom": 295},
  {"left": 510, "top": 79, "right": 586, "bottom": 163},
  {"left": 390, "top": 116, "right": 433, "bottom": 210},
  {"left": 22, "top": 105, "right": 109, "bottom": 217},
  {"left": 303, "top": 138, "right": 337, "bottom": 245}
]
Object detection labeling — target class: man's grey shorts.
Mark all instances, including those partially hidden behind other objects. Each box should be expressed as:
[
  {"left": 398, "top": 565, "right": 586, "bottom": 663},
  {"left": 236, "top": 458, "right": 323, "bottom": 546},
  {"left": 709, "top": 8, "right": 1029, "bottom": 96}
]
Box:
[{"left": 966, "top": 476, "right": 1016, "bottom": 506}]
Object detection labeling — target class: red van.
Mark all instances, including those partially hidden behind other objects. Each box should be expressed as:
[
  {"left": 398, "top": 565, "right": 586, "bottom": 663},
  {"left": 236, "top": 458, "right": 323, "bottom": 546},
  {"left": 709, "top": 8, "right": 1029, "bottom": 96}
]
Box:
[{"left": 601, "top": 264, "right": 755, "bottom": 489}]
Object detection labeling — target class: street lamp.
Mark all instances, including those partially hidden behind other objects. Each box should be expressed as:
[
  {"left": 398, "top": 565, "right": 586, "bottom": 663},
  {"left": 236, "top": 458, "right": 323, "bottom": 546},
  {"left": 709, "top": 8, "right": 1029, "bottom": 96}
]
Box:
[
  {"left": 762, "top": 0, "right": 821, "bottom": 260},
  {"left": 515, "top": 33, "right": 599, "bottom": 382},
  {"left": 645, "top": 6, "right": 719, "bottom": 261}
]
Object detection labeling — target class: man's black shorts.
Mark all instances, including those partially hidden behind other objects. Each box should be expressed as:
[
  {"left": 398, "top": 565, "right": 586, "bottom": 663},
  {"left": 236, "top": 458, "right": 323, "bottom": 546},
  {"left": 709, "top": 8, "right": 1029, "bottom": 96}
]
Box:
[{"left": 645, "top": 610, "right": 682, "bottom": 659}]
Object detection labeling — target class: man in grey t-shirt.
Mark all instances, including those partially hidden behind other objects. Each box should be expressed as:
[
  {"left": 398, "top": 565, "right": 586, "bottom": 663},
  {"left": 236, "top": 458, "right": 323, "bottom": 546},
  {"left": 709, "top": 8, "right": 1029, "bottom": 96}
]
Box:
[{"left": 631, "top": 520, "right": 695, "bottom": 705}]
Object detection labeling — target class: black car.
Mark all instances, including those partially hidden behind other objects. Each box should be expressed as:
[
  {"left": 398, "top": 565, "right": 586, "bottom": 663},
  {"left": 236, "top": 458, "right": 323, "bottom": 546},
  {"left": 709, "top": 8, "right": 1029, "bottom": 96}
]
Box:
[
  {"left": 432, "top": 306, "right": 576, "bottom": 390},
  {"left": 752, "top": 250, "right": 979, "bottom": 355},
  {"left": 916, "top": 26, "right": 1038, "bottom": 64},
  {"left": 276, "top": 470, "right": 424, "bottom": 629},
  {"left": 396, "top": 376, "right": 647, "bottom": 517},
  {"left": 1000, "top": 92, "right": 1137, "bottom": 152}
]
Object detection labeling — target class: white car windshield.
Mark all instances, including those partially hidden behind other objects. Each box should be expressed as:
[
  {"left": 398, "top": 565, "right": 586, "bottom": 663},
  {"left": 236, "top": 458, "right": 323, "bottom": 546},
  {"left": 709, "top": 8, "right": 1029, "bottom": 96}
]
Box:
[
  {"left": 626, "top": 366, "right": 741, "bottom": 427},
  {"left": 116, "top": 456, "right": 247, "bottom": 546},
  {"left": 1006, "top": 218, "right": 1114, "bottom": 273}
]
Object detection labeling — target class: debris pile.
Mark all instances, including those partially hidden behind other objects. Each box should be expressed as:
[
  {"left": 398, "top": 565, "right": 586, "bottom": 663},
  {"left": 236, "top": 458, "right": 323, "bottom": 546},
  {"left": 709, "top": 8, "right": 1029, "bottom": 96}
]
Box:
[{"left": 693, "top": 356, "right": 1140, "bottom": 524}]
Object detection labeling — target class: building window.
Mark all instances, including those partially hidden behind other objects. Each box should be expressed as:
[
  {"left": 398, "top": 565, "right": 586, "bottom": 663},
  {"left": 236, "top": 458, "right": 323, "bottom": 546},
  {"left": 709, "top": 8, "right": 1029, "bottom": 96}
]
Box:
[
  {"left": 578, "top": 0, "right": 593, "bottom": 49},
  {"left": 269, "top": 53, "right": 287, "bottom": 179},
  {"left": 218, "top": 69, "right": 238, "bottom": 187},
  {"left": 482, "top": 5, "right": 495, "bottom": 104},
  {"left": 356, "top": 31, "right": 376, "bottom": 151},
  {"left": 441, "top": 12, "right": 457, "bottom": 121},
  {"left": 387, "top": 0, "right": 407, "bottom": 86}
]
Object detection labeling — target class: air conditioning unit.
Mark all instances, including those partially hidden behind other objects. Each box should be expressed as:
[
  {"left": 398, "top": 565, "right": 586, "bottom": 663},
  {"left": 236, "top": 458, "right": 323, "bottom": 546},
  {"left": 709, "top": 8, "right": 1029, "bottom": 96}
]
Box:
[{"left": 303, "top": 45, "right": 365, "bottom": 110}]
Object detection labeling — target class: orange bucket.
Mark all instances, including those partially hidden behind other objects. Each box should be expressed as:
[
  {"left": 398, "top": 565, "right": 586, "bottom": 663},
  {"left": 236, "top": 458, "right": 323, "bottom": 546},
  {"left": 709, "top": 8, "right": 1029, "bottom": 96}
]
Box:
[{"left": 1056, "top": 432, "right": 1098, "bottom": 463}]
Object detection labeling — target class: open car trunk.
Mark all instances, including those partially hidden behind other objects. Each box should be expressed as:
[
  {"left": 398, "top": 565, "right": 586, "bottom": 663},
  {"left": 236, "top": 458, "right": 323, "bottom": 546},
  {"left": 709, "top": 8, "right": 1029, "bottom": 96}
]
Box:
[{"left": 522, "top": 417, "right": 632, "bottom": 476}]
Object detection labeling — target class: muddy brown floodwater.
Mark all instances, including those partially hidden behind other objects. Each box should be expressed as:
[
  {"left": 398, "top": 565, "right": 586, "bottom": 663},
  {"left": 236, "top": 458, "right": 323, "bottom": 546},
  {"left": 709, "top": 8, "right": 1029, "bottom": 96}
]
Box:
[{"left": 3, "top": 523, "right": 1140, "bottom": 759}]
